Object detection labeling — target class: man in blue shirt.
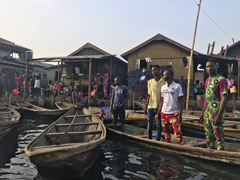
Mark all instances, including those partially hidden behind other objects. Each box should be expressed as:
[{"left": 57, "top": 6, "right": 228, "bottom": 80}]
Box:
[
  {"left": 100, "top": 102, "right": 113, "bottom": 124},
  {"left": 111, "top": 76, "right": 129, "bottom": 131}
]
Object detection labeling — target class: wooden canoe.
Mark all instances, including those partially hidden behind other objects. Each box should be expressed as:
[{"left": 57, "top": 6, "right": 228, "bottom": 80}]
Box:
[
  {"left": 106, "top": 124, "right": 240, "bottom": 165},
  {"left": 0, "top": 101, "right": 20, "bottom": 111},
  {"left": 25, "top": 108, "right": 106, "bottom": 179},
  {"left": 17, "top": 101, "right": 69, "bottom": 117},
  {"left": 0, "top": 107, "right": 20, "bottom": 140},
  {"left": 184, "top": 110, "right": 240, "bottom": 121},
  {"left": 55, "top": 101, "right": 73, "bottom": 110},
  {"left": 124, "top": 111, "right": 240, "bottom": 139}
]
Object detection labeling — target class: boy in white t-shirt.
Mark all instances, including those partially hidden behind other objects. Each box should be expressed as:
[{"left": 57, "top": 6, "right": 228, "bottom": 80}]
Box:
[{"left": 156, "top": 69, "right": 184, "bottom": 144}]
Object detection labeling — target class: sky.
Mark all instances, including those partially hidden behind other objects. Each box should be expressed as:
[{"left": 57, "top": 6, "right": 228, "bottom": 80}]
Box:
[{"left": 0, "top": 0, "right": 239, "bottom": 59}]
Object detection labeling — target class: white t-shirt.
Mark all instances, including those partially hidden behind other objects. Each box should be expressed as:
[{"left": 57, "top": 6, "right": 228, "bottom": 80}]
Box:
[
  {"left": 34, "top": 79, "right": 40, "bottom": 88},
  {"left": 161, "top": 81, "right": 184, "bottom": 114}
]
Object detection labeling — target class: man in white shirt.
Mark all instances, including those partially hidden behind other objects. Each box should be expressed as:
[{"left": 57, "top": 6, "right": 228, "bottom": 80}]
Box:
[
  {"left": 156, "top": 69, "right": 184, "bottom": 144},
  {"left": 34, "top": 76, "right": 41, "bottom": 98}
]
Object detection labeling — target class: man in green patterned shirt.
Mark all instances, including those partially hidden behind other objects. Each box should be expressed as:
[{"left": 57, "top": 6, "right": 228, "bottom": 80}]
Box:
[{"left": 199, "top": 59, "right": 228, "bottom": 150}]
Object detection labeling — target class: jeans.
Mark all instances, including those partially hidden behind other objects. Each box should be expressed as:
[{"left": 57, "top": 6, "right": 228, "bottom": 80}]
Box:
[
  {"left": 147, "top": 108, "right": 162, "bottom": 141},
  {"left": 113, "top": 106, "right": 125, "bottom": 124}
]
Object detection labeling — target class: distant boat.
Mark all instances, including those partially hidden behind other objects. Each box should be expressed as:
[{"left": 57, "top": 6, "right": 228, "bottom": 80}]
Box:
[
  {"left": 25, "top": 108, "right": 106, "bottom": 179},
  {"left": 0, "top": 106, "right": 20, "bottom": 140},
  {"left": 17, "top": 101, "right": 70, "bottom": 117},
  {"left": 106, "top": 123, "right": 240, "bottom": 165}
]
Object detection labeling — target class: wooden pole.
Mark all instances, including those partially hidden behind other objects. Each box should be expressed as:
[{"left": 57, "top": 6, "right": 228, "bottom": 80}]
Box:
[
  {"left": 207, "top": 43, "right": 210, "bottom": 54},
  {"left": 58, "top": 62, "right": 60, "bottom": 97},
  {"left": 60, "top": 61, "right": 63, "bottom": 77},
  {"left": 23, "top": 60, "right": 29, "bottom": 100},
  {"left": 238, "top": 61, "right": 240, "bottom": 97},
  {"left": 109, "top": 57, "right": 113, "bottom": 96},
  {"left": 224, "top": 45, "right": 229, "bottom": 56},
  {"left": 88, "top": 59, "right": 92, "bottom": 105},
  {"left": 186, "top": 0, "right": 202, "bottom": 110},
  {"left": 210, "top": 41, "right": 215, "bottom": 54}
]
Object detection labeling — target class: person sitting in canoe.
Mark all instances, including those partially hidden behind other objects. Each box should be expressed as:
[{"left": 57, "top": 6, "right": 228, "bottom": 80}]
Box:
[
  {"left": 72, "top": 85, "right": 84, "bottom": 109},
  {"left": 156, "top": 69, "right": 184, "bottom": 145},
  {"left": 110, "top": 76, "right": 129, "bottom": 131},
  {"left": 199, "top": 59, "right": 228, "bottom": 150},
  {"left": 99, "top": 102, "right": 113, "bottom": 124}
]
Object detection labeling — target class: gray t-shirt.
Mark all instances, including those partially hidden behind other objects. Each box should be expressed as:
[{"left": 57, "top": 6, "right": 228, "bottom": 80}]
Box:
[{"left": 112, "top": 85, "right": 129, "bottom": 110}]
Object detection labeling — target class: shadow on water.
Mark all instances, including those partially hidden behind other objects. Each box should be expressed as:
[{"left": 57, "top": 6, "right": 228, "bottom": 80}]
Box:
[{"left": 0, "top": 127, "right": 18, "bottom": 167}]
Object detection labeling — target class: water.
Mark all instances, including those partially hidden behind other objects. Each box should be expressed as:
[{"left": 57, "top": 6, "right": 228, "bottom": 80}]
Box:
[{"left": 0, "top": 116, "right": 240, "bottom": 180}]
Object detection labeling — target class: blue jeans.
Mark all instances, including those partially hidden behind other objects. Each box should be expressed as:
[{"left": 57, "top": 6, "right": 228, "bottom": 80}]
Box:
[{"left": 147, "top": 108, "right": 162, "bottom": 141}]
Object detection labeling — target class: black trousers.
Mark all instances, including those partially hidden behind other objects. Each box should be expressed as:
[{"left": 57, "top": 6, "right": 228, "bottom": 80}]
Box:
[{"left": 113, "top": 107, "right": 125, "bottom": 124}]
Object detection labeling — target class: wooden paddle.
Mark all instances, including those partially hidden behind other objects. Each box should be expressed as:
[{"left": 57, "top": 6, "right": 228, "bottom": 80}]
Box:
[{"left": 56, "top": 109, "right": 79, "bottom": 145}]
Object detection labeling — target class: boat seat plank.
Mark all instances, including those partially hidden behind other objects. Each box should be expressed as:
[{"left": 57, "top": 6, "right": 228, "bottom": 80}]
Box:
[
  {"left": 45, "top": 130, "right": 102, "bottom": 137},
  {"left": 55, "top": 122, "right": 99, "bottom": 127},
  {"left": 187, "top": 141, "right": 206, "bottom": 147},
  {"left": 183, "top": 119, "right": 199, "bottom": 122},
  {"left": 64, "top": 115, "right": 92, "bottom": 118},
  {"left": 223, "top": 124, "right": 237, "bottom": 128},
  {"left": 0, "top": 112, "right": 12, "bottom": 115},
  {"left": 32, "top": 143, "right": 83, "bottom": 150}
]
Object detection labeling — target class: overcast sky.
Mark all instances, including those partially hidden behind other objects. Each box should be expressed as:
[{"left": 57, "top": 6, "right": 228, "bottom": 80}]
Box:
[{"left": 0, "top": 0, "right": 239, "bottom": 59}]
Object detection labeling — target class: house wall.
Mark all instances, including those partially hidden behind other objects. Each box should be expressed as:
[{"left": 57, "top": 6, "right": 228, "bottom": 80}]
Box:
[
  {"left": 0, "top": 48, "right": 11, "bottom": 57},
  {"left": 0, "top": 63, "right": 26, "bottom": 91},
  {"left": 46, "top": 67, "right": 66, "bottom": 84},
  {"left": 127, "top": 41, "right": 193, "bottom": 79},
  {"left": 73, "top": 48, "right": 105, "bottom": 56},
  {"left": 126, "top": 40, "right": 194, "bottom": 97},
  {"left": 227, "top": 46, "right": 240, "bottom": 58}
]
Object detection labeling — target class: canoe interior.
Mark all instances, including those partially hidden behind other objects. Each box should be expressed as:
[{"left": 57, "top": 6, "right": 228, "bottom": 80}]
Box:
[
  {"left": 107, "top": 124, "right": 240, "bottom": 153},
  {"left": 0, "top": 107, "right": 20, "bottom": 139},
  {"left": 55, "top": 102, "right": 73, "bottom": 109},
  {"left": 17, "top": 101, "right": 42, "bottom": 111},
  {"left": 30, "top": 108, "right": 104, "bottom": 151},
  {"left": 125, "top": 111, "right": 240, "bottom": 132},
  {"left": 0, "top": 107, "right": 20, "bottom": 125}
]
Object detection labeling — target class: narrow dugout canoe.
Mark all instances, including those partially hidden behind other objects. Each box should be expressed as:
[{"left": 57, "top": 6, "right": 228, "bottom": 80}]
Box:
[
  {"left": 55, "top": 101, "right": 73, "bottom": 110},
  {"left": 0, "top": 101, "right": 20, "bottom": 111},
  {"left": 0, "top": 107, "right": 20, "bottom": 140},
  {"left": 17, "top": 101, "right": 69, "bottom": 117},
  {"left": 184, "top": 110, "right": 240, "bottom": 121},
  {"left": 25, "top": 108, "right": 106, "bottom": 179},
  {"left": 134, "top": 100, "right": 240, "bottom": 121},
  {"left": 124, "top": 111, "right": 240, "bottom": 139},
  {"left": 106, "top": 124, "right": 240, "bottom": 165}
]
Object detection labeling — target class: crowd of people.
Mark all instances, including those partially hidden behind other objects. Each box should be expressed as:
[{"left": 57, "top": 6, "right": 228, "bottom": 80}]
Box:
[
  {"left": 0, "top": 58, "right": 232, "bottom": 150},
  {"left": 96, "top": 58, "right": 229, "bottom": 150}
]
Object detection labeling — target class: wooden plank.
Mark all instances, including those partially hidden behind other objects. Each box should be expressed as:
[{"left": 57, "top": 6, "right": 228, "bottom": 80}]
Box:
[
  {"left": 46, "top": 130, "right": 102, "bottom": 137},
  {"left": 55, "top": 122, "right": 98, "bottom": 127},
  {"left": 238, "top": 61, "right": 240, "bottom": 97},
  {"left": 183, "top": 118, "right": 199, "bottom": 121},
  {"left": 223, "top": 124, "right": 237, "bottom": 128},
  {"left": 64, "top": 115, "right": 91, "bottom": 118},
  {"left": 23, "top": 60, "right": 29, "bottom": 100},
  {"left": 88, "top": 59, "right": 92, "bottom": 105}
]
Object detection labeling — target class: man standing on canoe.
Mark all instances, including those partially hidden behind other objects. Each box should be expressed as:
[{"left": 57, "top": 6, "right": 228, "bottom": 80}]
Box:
[
  {"left": 145, "top": 65, "right": 165, "bottom": 141},
  {"left": 111, "top": 76, "right": 129, "bottom": 131},
  {"left": 200, "top": 59, "right": 228, "bottom": 150},
  {"left": 156, "top": 69, "right": 184, "bottom": 144}
]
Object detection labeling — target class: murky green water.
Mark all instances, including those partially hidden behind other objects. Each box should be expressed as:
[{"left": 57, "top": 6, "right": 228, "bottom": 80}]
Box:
[{"left": 0, "top": 115, "right": 240, "bottom": 180}]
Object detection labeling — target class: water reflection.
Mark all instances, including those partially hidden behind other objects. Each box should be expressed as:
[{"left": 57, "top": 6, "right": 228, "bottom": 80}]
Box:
[{"left": 0, "top": 116, "right": 240, "bottom": 180}]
